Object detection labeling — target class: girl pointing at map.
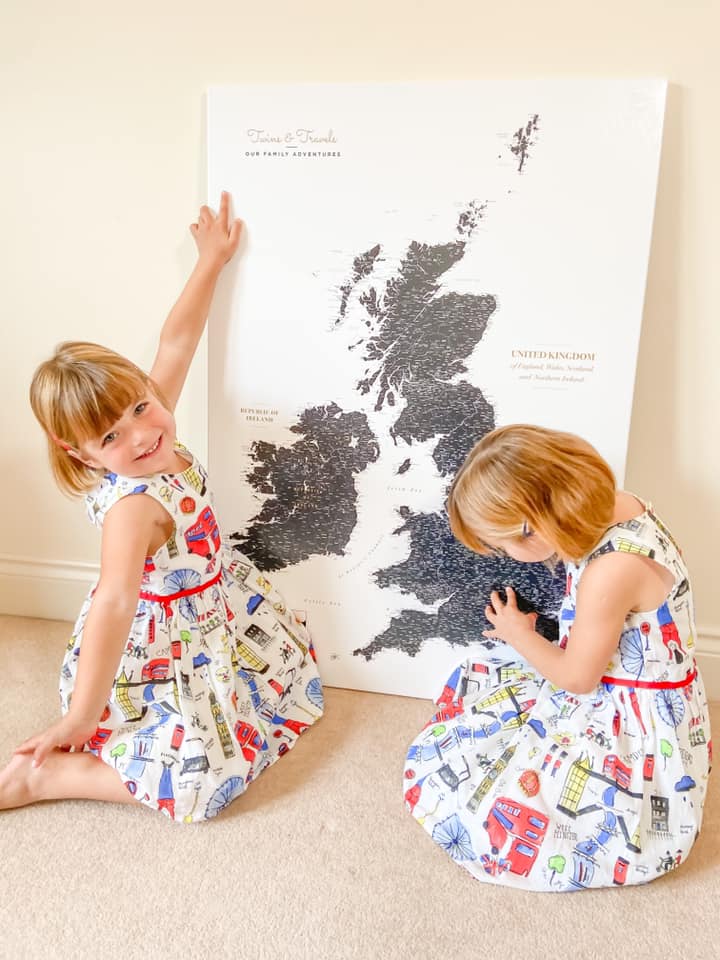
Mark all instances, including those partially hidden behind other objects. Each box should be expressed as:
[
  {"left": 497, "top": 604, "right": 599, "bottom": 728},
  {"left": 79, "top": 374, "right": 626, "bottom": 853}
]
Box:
[{"left": 0, "top": 193, "right": 323, "bottom": 820}]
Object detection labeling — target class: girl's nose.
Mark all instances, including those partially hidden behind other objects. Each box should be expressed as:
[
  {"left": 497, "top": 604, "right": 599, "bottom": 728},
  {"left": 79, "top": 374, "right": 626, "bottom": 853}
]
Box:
[{"left": 134, "top": 432, "right": 153, "bottom": 454}]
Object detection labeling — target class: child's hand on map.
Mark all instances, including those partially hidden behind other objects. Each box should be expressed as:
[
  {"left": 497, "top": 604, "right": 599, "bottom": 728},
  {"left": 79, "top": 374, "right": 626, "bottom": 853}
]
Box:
[{"left": 190, "top": 191, "right": 243, "bottom": 268}]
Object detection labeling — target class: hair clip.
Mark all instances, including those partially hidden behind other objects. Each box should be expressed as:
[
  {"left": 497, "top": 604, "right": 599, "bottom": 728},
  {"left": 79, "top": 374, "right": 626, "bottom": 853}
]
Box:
[{"left": 50, "top": 433, "right": 73, "bottom": 452}]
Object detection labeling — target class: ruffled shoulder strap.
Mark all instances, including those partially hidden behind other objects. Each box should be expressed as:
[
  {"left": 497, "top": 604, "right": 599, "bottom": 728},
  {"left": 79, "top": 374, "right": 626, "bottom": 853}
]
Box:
[
  {"left": 85, "top": 472, "right": 159, "bottom": 527},
  {"left": 585, "top": 501, "right": 687, "bottom": 587}
]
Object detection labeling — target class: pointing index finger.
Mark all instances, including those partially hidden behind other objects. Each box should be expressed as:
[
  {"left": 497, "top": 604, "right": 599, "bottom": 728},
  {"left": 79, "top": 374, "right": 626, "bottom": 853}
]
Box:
[{"left": 218, "top": 190, "right": 230, "bottom": 227}]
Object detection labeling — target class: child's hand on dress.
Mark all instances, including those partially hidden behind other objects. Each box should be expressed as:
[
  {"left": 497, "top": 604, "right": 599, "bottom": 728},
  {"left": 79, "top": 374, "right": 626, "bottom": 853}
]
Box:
[
  {"left": 190, "top": 190, "right": 243, "bottom": 268},
  {"left": 482, "top": 586, "right": 538, "bottom": 645},
  {"left": 14, "top": 711, "right": 100, "bottom": 768}
]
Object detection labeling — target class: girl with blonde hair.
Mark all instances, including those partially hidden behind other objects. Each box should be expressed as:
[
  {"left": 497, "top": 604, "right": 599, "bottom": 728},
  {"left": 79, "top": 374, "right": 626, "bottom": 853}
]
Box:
[
  {"left": 1, "top": 193, "right": 323, "bottom": 820},
  {"left": 404, "top": 423, "right": 710, "bottom": 890}
]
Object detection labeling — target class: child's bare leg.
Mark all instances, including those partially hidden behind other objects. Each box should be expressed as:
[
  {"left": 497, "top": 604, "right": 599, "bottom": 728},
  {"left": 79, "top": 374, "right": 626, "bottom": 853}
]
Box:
[{"left": 0, "top": 750, "right": 138, "bottom": 810}]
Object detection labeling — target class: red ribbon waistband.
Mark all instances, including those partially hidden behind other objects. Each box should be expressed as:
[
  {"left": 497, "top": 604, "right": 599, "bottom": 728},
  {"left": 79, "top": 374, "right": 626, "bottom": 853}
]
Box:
[
  {"left": 600, "top": 667, "right": 697, "bottom": 690},
  {"left": 139, "top": 569, "right": 223, "bottom": 612}
]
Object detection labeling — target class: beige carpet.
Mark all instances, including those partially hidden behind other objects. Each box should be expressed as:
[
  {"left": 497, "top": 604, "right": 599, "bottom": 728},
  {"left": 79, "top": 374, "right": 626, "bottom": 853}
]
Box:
[{"left": 0, "top": 614, "right": 717, "bottom": 960}]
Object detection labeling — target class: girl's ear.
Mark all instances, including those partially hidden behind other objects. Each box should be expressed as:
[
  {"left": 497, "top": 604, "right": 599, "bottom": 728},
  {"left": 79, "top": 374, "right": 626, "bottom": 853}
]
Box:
[
  {"left": 67, "top": 448, "right": 101, "bottom": 469},
  {"left": 49, "top": 432, "right": 102, "bottom": 469}
]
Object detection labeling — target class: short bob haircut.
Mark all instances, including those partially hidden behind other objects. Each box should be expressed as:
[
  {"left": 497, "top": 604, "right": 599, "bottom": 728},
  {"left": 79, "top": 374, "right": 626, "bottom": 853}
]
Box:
[
  {"left": 447, "top": 423, "right": 616, "bottom": 563},
  {"left": 30, "top": 341, "right": 163, "bottom": 496}
]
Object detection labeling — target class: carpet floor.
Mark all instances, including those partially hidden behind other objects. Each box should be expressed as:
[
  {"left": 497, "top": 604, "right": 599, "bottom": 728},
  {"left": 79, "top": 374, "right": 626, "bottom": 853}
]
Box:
[{"left": 0, "top": 614, "right": 717, "bottom": 960}]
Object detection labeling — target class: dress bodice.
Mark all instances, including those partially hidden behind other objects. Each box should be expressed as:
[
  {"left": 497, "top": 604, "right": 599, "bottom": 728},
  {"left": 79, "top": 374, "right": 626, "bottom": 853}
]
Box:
[
  {"left": 85, "top": 444, "right": 222, "bottom": 595},
  {"left": 560, "top": 502, "right": 696, "bottom": 686}
]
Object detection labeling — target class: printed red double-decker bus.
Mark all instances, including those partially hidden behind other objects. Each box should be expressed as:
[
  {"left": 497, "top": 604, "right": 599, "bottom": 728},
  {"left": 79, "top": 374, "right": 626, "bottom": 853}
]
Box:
[
  {"left": 233, "top": 720, "right": 267, "bottom": 762},
  {"left": 142, "top": 658, "right": 170, "bottom": 682},
  {"left": 603, "top": 754, "right": 632, "bottom": 790},
  {"left": 184, "top": 506, "right": 220, "bottom": 559},
  {"left": 483, "top": 796, "right": 549, "bottom": 876}
]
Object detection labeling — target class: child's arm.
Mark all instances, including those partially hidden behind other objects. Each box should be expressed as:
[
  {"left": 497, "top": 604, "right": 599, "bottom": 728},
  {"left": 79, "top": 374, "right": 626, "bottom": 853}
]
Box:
[
  {"left": 14, "top": 494, "right": 161, "bottom": 767},
  {"left": 150, "top": 191, "right": 242, "bottom": 412},
  {"left": 483, "top": 555, "right": 651, "bottom": 694}
]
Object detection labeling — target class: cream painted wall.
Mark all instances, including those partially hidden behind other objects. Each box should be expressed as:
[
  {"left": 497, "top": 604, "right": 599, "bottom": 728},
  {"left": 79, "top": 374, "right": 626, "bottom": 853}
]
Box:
[{"left": 1, "top": 1, "right": 719, "bottom": 685}]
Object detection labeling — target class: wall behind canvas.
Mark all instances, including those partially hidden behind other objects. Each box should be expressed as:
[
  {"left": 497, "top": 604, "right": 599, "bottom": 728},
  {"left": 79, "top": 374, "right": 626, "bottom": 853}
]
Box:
[{"left": 1, "top": 0, "right": 718, "bottom": 692}]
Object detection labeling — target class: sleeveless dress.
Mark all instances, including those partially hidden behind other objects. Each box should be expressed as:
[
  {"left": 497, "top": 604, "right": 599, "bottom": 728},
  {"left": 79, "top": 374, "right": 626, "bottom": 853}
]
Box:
[
  {"left": 403, "top": 502, "right": 711, "bottom": 890},
  {"left": 60, "top": 444, "right": 323, "bottom": 822}
]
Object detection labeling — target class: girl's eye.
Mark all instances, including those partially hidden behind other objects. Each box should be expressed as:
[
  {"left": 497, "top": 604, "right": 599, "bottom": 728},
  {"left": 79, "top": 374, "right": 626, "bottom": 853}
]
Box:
[
  {"left": 134, "top": 402, "right": 148, "bottom": 415},
  {"left": 521, "top": 522, "right": 534, "bottom": 540},
  {"left": 102, "top": 432, "right": 118, "bottom": 447}
]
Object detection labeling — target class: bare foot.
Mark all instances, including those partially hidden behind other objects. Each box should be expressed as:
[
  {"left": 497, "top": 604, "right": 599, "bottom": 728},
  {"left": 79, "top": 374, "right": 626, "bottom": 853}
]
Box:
[
  {"left": 0, "top": 748, "right": 135, "bottom": 810},
  {"left": 0, "top": 752, "right": 40, "bottom": 810}
]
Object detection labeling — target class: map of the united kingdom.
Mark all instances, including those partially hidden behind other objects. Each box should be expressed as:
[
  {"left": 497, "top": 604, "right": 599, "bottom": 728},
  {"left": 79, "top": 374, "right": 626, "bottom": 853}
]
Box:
[
  {"left": 208, "top": 80, "right": 665, "bottom": 694},
  {"left": 229, "top": 114, "right": 566, "bottom": 662}
]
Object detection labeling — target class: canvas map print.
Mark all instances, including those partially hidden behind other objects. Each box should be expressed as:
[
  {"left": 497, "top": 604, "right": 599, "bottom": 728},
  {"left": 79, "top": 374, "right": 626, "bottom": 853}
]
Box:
[{"left": 206, "top": 80, "right": 666, "bottom": 697}]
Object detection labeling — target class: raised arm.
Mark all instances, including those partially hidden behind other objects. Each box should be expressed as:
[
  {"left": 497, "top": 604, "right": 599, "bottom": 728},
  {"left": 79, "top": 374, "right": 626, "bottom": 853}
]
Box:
[
  {"left": 150, "top": 191, "right": 243, "bottom": 411},
  {"left": 482, "top": 555, "right": 649, "bottom": 694},
  {"left": 14, "top": 494, "right": 161, "bottom": 766}
]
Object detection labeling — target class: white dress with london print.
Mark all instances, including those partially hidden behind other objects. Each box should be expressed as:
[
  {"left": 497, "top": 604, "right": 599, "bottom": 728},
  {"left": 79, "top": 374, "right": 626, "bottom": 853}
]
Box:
[
  {"left": 60, "top": 443, "right": 323, "bottom": 822},
  {"left": 403, "top": 503, "right": 711, "bottom": 890}
]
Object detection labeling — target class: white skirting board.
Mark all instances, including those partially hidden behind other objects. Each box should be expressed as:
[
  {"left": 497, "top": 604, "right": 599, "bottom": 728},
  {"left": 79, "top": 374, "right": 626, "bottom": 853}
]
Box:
[
  {"left": 1, "top": 555, "right": 719, "bottom": 701},
  {"left": 0, "top": 556, "right": 96, "bottom": 628}
]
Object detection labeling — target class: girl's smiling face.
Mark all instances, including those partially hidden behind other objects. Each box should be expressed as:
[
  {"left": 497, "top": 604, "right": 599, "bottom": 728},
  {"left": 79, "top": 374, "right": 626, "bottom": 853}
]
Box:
[{"left": 73, "top": 395, "right": 179, "bottom": 477}]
